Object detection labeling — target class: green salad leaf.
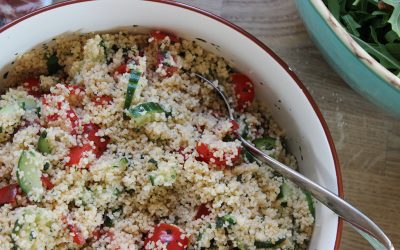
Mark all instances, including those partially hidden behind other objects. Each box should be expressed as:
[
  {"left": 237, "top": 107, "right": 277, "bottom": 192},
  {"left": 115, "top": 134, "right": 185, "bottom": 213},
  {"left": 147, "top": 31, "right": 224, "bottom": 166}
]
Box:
[{"left": 323, "top": 0, "right": 400, "bottom": 74}]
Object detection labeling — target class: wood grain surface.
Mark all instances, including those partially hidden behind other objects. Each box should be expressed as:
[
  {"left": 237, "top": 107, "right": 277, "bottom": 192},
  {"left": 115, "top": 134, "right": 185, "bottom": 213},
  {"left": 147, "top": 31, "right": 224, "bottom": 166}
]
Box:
[{"left": 49, "top": 0, "right": 400, "bottom": 249}]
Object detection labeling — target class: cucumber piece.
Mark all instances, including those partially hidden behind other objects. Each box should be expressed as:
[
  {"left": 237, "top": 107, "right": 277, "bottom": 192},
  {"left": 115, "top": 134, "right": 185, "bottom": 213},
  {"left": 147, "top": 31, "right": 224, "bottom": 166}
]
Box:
[
  {"left": 216, "top": 214, "right": 236, "bottom": 228},
  {"left": 148, "top": 165, "right": 177, "bottom": 187},
  {"left": 37, "top": 130, "right": 52, "bottom": 154},
  {"left": 124, "top": 71, "right": 141, "bottom": 110},
  {"left": 0, "top": 102, "right": 24, "bottom": 142},
  {"left": 127, "top": 102, "right": 165, "bottom": 126},
  {"left": 17, "top": 150, "right": 47, "bottom": 201},
  {"left": 254, "top": 238, "right": 285, "bottom": 249},
  {"left": 253, "top": 137, "right": 276, "bottom": 151},
  {"left": 277, "top": 182, "right": 292, "bottom": 207},
  {"left": 11, "top": 207, "right": 55, "bottom": 250},
  {"left": 18, "top": 97, "right": 37, "bottom": 111},
  {"left": 112, "top": 157, "right": 128, "bottom": 168},
  {"left": 303, "top": 190, "right": 315, "bottom": 218}
]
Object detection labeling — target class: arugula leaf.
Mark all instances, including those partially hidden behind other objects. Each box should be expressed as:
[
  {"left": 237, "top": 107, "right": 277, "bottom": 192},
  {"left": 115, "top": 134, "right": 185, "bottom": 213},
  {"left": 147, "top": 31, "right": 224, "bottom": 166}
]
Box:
[
  {"left": 351, "top": 34, "right": 400, "bottom": 70},
  {"left": 342, "top": 14, "right": 362, "bottom": 36},
  {"left": 388, "top": 4, "right": 400, "bottom": 37},
  {"left": 324, "top": 0, "right": 400, "bottom": 76}
]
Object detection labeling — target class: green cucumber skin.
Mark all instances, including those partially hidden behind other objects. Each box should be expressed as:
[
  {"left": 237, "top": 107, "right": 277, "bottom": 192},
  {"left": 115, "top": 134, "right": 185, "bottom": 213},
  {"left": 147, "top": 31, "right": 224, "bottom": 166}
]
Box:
[
  {"left": 254, "top": 238, "right": 285, "bottom": 248},
  {"left": 17, "top": 150, "right": 44, "bottom": 201},
  {"left": 253, "top": 137, "right": 276, "bottom": 151},
  {"left": 124, "top": 71, "right": 141, "bottom": 110},
  {"left": 127, "top": 102, "right": 165, "bottom": 126},
  {"left": 304, "top": 191, "right": 315, "bottom": 218},
  {"left": 38, "top": 131, "right": 52, "bottom": 154}
]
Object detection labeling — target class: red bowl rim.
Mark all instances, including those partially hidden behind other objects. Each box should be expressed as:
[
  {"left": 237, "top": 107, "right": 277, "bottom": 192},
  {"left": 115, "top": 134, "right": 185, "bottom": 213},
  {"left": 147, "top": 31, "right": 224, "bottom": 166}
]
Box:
[{"left": 0, "top": 0, "right": 344, "bottom": 248}]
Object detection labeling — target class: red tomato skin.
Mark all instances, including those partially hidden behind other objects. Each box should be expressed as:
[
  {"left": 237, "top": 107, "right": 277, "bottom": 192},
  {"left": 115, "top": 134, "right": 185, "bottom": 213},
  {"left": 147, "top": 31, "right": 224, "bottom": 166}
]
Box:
[
  {"left": 0, "top": 184, "right": 18, "bottom": 205},
  {"left": 150, "top": 30, "right": 179, "bottom": 43},
  {"left": 92, "top": 95, "right": 113, "bottom": 106},
  {"left": 23, "top": 77, "right": 41, "bottom": 97},
  {"left": 194, "top": 203, "right": 211, "bottom": 220},
  {"left": 68, "top": 223, "right": 85, "bottom": 245},
  {"left": 66, "top": 144, "right": 92, "bottom": 167},
  {"left": 196, "top": 142, "right": 241, "bottom": 168},
  {"left": 82, "top": 123, "right": 109, "bottom": 157},
  {"left": 41, "top": 176, "right": 54, "bottom": 190},
  {"left": 115, "top": 64, "right": 129, "bottom": 75},
  {"left": 144, "top": 223, "right": 189, "bottom": 250},
  {"left": 231, "top": 73, "right": 255, "bottom": 110}
]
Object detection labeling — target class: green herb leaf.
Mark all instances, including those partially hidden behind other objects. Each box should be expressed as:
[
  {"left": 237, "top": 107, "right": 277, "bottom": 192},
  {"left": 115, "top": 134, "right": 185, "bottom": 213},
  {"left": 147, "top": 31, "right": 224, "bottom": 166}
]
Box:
[
  {"left": 342, "top": 14, "right": 362, "bottom": 37},
  {"left": 388, "top": 4, "right": 400, "bottom": 37}
]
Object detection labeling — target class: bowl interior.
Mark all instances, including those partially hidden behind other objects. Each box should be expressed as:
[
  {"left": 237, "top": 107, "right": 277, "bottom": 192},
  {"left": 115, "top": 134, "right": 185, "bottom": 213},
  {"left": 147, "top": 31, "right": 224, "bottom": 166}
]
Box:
[{"left": 0, "top": 0, "right": 342, "bottom": 248}]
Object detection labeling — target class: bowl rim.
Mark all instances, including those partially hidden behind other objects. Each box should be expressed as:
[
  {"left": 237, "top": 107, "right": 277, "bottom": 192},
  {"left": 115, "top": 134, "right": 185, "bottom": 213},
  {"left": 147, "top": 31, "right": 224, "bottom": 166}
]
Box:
[
  {"left": 310, "top": 0, "right": 400, "bottom": 91},
  {"left": 0, "top": 0, "right": 344, "bottom": 248}
]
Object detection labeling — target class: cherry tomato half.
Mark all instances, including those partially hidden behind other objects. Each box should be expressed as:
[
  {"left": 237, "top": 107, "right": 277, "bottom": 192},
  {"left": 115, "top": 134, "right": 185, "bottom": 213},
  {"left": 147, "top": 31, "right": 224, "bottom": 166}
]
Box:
[
  {"left": 231, "top": 73, "right": 255, "bottom": 111},
  {"left": 92, "top": 95, "right": 113, "bottom": 106},
  {"left": 196, "top": 142, "right": 241, "bottom": 169},
  {"left": 194, "top": 203, "right": 211, "bottom": 220},
  {"left": 82, "top": 123, "right": 110, "bottom": 158},
  {"left": 23, "top": 77, "right": 41, "bottom": 97},
  {"left": 0, "top": 184, "right": 18, "bottom": 206},
  {"left": 115, "top": 64, "right": 129, "bottom": 75},
  {"left": 41, "top": 176, "right": 54, "bottom": 190},
  {"left": 144, "top": 223, "right": 189, "bottom": 250},
  {"left": 65, "top": 144, "right": 93, "bottom": 167},
  {"left": 150, "top": 30, "right": 179, "bottom": 43}
]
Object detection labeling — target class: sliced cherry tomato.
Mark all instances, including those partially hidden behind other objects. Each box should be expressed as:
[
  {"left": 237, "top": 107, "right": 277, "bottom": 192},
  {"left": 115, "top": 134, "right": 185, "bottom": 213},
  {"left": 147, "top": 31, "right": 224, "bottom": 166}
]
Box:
[
  {"left": 231, "top": 73, "right": 255, "bottom": 110},
  {"left": 41, "top": 95, "right": 80, "bottom": 134},
  {"left": 66, "top": 144, "right": 93, "bottom": 167},
  {"left": 0, "top": 184, "right": 18, "bottom": 206},
  {"left": 67, "top": 222, "right": 85, "bottom": 245},
  {"left": 115, "top": 64, "right": 129, "bottom": 75},
  {"left": 144, "top": 223, "right": 189, "bottom": 250},
  {"left": 194, "top": 203, "right": 211, "bottom": 220},
  {"left": 196, "top": 142, "right": 241, "bottom": 168},
  {"left": 92, "top": 227, "right": 114, "bottom": 241},
  {"left": 82, "top": 123, "right": 109, "bottom": 157},
  {"left": 92, "top": 95, "right": 113, "bottom": 106},
  {"left": 41, "top": 176, "right": 54, "bottom": 190},
  {"left": 165, "top": 66, "right": 178, "bottom": 77},
  {"left": 23, "top": 77, "right": 41, "bottom": 97},
  {"left": 150, "top": 30, "right": 179, "bottom": 43},
  {"left": 230, "top": 120, "right": 240, "bottom": 132}
]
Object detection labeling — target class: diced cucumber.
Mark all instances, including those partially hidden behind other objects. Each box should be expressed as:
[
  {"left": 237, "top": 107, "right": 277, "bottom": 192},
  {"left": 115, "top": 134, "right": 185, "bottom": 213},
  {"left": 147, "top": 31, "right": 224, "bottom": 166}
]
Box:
[
  {"left": 11, "top": 207, "right": 55, "bottom": 250},
  {"left": 253, "top": 137, "right": 276, "bottom": 151},
  {"left": 127, "top": 102, "right": 165, "bottom": 126},
  {"left": 277, "top": 182, "right": 292, "bottom": 207},
  {"left": 124, "top": 71, "right": 142, "bottom": 111},
  {"left": 216, "top": 214, "right": 236, "bottom": 228},
  {"left": 148, "top": 165, "right": 177, "bottom": 187},
  {"left": 0, "top": 102, "right": 24, "bottom": 142},
  {"left": 17, "top": 150, "right": 47, "bottom": 201},
  {"left": 242, "top": 147, "right": 257, "bottom": 163},
  {"left": 17, "top": 97, "right": 37, "bottom": 111},
  {"left": 113, "top": 157, "right": 128, "bottom": 168},
  {"left": 37, "top": 130, "right": 52, "bottom": 154},
  {"left": 0, "top": 101, "right": 23, "bottom": 117},
  {"left": 254, "top": 238, "right": 285, "bottom": 249},
  {"left": 303, "top": 190, "right": 315, "bottom": 218}
]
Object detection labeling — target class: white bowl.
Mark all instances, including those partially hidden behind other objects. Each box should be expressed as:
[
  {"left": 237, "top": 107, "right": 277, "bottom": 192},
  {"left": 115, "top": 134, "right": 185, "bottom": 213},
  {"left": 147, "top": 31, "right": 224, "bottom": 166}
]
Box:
[{"left": 0, "top": 0, "right": 343, "bottom": 249}]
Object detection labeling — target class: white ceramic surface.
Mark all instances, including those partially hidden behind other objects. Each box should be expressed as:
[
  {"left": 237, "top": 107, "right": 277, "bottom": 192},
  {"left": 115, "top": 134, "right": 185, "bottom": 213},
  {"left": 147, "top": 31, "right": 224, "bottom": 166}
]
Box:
[{"left": 0, "top": 0, "right": 343, "bottom": 249}]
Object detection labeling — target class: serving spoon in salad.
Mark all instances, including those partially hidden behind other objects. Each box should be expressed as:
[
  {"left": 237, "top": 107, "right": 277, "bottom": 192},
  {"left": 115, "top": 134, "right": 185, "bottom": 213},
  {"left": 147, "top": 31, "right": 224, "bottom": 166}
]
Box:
[{"left": 195, "top": 73, "right": 394, "bottom": 250}]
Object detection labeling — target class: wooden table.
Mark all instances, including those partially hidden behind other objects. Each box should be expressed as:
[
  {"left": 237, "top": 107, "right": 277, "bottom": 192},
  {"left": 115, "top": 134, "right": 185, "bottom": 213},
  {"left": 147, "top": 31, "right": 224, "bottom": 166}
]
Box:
[
  {"left": 33, "top": 0, "right": 400, "bottom": 249},
  {"left": 173, "top": 1, "right": 400, "bottom": 249}
]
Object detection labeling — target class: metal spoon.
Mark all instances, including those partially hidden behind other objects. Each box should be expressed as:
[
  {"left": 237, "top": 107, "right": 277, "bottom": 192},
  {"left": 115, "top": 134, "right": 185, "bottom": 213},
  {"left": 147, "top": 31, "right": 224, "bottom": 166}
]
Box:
[{"left": 195, "top": 73, "right": 394, "bottom": 250}]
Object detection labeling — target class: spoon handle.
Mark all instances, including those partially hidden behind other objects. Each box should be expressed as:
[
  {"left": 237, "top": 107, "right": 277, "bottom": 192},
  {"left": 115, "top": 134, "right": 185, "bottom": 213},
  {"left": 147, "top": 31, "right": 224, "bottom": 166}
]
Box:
[{"left": 240, "top": 138, "right": 394, "bottom": 250}]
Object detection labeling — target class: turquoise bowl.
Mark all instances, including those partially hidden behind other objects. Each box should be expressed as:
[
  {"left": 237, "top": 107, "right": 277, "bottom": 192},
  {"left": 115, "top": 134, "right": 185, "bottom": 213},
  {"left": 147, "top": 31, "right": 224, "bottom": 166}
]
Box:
[{"left": 295, "top": 0, "right": 400, "bottom": 117}]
